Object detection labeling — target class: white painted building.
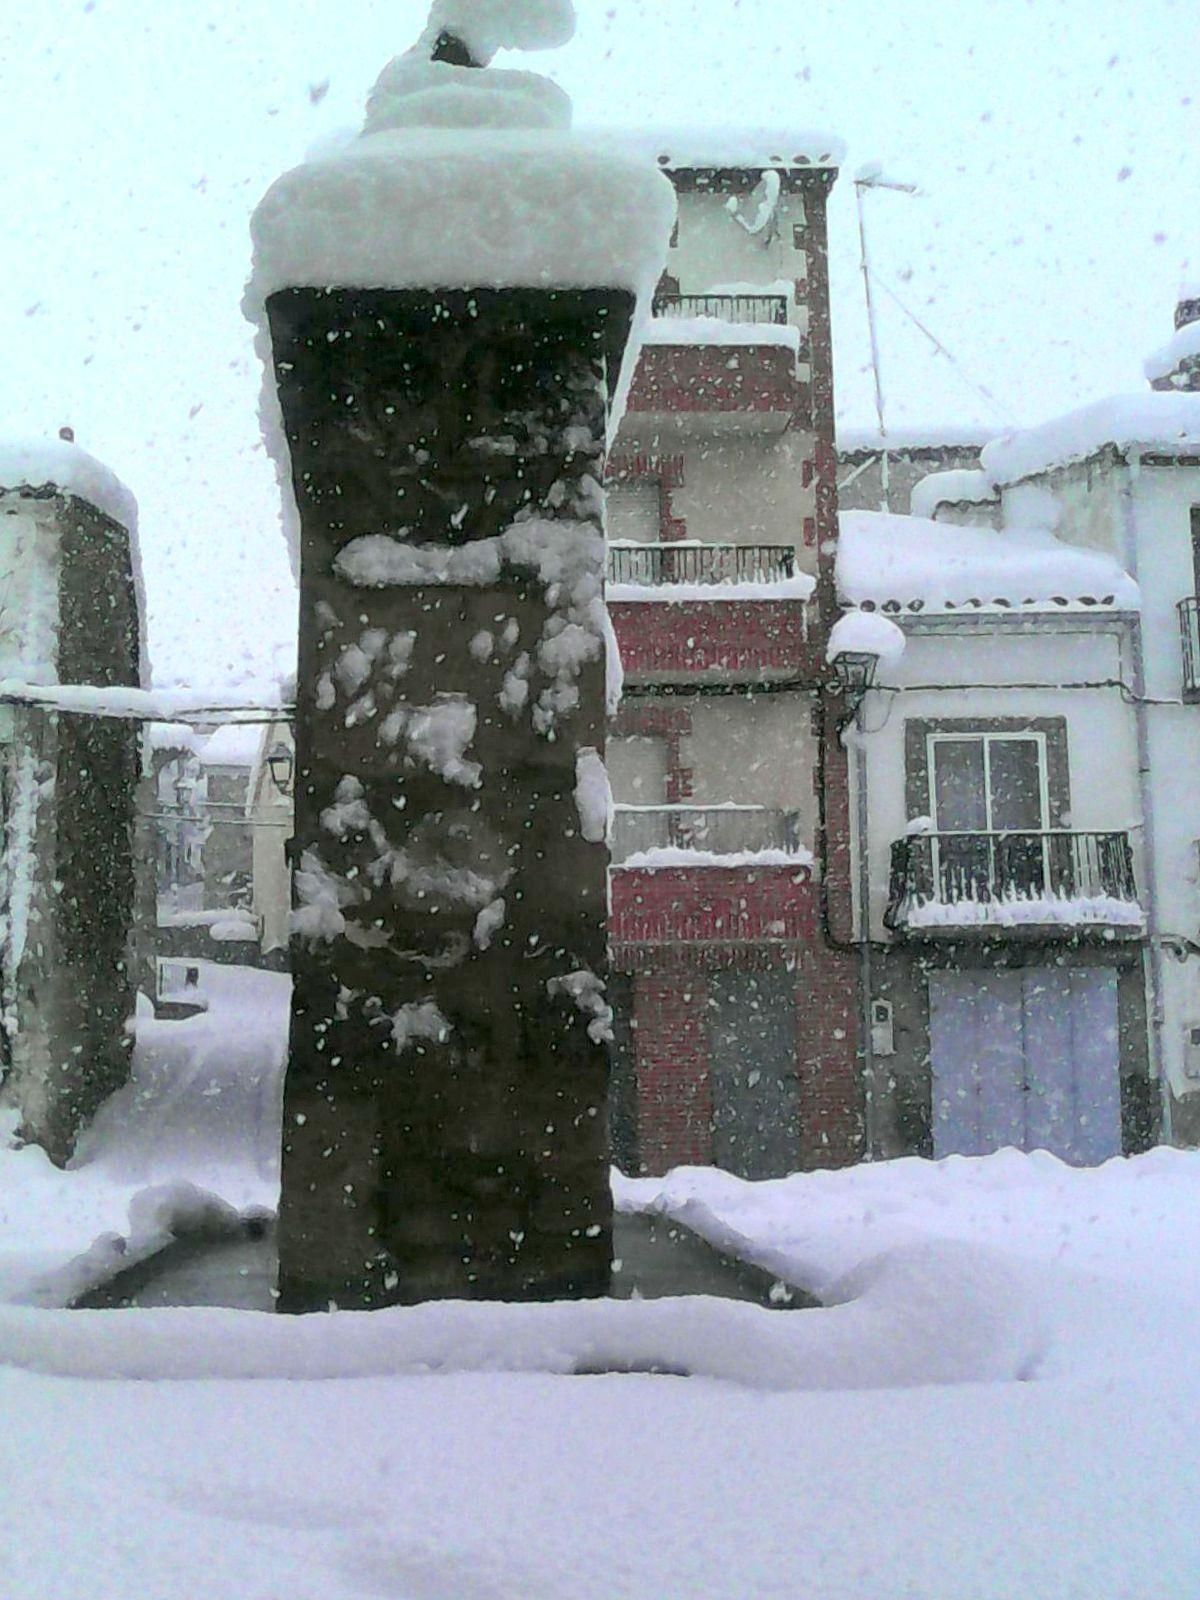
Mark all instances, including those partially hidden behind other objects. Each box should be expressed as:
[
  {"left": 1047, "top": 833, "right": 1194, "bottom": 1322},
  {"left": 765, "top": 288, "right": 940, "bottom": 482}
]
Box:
[
  {"left": 839, "top": 507, "right": 1155, "bottom": 1163},
  {"left": 976, "top": 386, "right": 1200, "bottom": 1143}
]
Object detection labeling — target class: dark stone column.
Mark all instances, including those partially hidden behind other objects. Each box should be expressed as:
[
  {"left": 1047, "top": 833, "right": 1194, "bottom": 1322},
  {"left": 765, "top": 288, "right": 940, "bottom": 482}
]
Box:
[{"left": 269, "top": 287, "right": 632, "bottom": 1311}]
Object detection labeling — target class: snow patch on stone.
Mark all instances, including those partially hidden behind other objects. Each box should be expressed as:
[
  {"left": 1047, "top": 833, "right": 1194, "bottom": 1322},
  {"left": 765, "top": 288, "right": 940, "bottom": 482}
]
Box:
[{"left": 574, "top": 747, "right": 610, "bottom": 844}]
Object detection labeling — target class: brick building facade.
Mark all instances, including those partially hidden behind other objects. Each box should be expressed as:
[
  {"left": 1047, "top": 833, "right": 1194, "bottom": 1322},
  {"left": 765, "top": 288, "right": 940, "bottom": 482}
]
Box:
[{"left": 603, "top": 134, "right": 862, "bottom": 1176}]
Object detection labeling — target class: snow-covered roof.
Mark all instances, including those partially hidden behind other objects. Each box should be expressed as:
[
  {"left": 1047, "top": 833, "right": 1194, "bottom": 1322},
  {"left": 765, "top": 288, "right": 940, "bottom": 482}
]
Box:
[
  {"left": 837, "top": 509, "right": 1139, "bottom": 615},
  {"left": 981, "top": 392, "right": 1200, "bottom": 485},
  {"left": 593, "top": 126, "right": 845, "bottom": 172},
  {"left": 200, "top": 722, "right": 265, "bottom": 768},
  {"left": 1144, "top": 320, "right": 1200, "bottom": 385},
  {"left": 0, "top": 438, "right": 137, "bottom": 531},
  {"left": 836, "top": 423, "right": 993, "bottom": 455},
  {"left": 909, "top": 468, "right": 998, "bottom": 519}
]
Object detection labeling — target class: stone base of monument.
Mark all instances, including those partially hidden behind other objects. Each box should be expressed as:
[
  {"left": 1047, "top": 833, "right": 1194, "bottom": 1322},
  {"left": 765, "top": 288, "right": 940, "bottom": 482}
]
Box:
[{"left": 64, "top": 1210, "right": 818, "bottom": 1316}]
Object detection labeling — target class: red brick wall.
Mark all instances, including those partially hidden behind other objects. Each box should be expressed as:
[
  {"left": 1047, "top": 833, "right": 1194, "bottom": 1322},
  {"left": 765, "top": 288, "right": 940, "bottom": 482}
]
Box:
[
  {"left": 605, "top": 168, "right": 862, "bottom": 1178},
  {"left": 632, "top": 970, "right": 713, "bottom": 1172},
  {"left": 610, "top": 600, "right": 820, "bottom": 679},
  {"left": 620, "top": 942, "right": 862, "bottom": 1176},
  {"left": 611, "top": 866, "right": 864, "bottom": 1175},
  {"left": 793, "top": 946, "right": 862, "bottom": 1168},
  {"left": 627, "top": 343, "right": 808, "bottom": 418},
  {"left": 611, "top": 864, "right": 817, "bottom": 946}
]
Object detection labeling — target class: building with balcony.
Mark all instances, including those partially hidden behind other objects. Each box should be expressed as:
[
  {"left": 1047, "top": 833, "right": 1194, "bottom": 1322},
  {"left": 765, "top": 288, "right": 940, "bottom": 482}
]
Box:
[
  {"left": 966, "top": 317, "right": 1200, "bottom": 1145},
  {"left": 600, "top": 129, "right": 863, "bottom": 1179},
  {"left": 838, "top": 504, "right": 1155, "bottom": 1165}
]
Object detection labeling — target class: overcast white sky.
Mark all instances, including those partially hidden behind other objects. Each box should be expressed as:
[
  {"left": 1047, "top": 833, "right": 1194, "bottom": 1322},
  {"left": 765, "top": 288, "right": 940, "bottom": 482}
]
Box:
[{"left": 1, "top": 0, "right": 1196, "bottom": 689}]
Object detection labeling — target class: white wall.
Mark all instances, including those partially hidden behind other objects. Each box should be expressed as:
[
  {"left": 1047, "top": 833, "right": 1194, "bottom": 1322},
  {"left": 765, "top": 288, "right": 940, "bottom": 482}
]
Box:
[
  {"left": 614, "top": 427, "right": 817, "bottom": 577},
  {"left": 683, "top": 693, "right": 814, "bottom": 825},
  {"left": 1127, "top": 462, "right": 1200, "bottom": 1103},
  {"left": 670, "top": 188, "right": 809, "bottom": 332}
]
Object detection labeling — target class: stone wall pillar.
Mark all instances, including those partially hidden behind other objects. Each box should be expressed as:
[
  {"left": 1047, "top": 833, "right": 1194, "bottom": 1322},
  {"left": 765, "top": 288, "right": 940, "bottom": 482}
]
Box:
[{"left": 269, "top": 287, "right": 632, "bottom": 1310}]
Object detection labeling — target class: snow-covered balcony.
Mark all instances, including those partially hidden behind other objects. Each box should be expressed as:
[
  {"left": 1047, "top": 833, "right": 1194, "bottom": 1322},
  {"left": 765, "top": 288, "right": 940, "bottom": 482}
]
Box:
[
  {"left": 884, "top": 830, "right": 1143, "bottom": 938},
  {"left": 611, "top": 803, "right": 807, "bottom": 866},
  {"left": 650, "top": 291, "right": 790, "bottom": 329},
  {"left": 626, "top": 311, "right": 806, "bottom": 431},
  {"left": 609, "top": 806, "right": 816, "bottom": 953},
  {"left": 1178, "top": 597, "right": 1200, "bottom": 700},
  {"left": 607, "top": 540, "right": 796, "bottom": 588}
]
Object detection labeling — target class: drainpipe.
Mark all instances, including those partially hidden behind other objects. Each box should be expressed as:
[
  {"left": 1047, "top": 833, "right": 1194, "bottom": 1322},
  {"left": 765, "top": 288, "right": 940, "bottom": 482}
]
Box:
[
  {"left": 854, "top": 705, "right": 878, "bottom": 1158},
  {"left": 1117, "top": 459, "right": 1170, "bottom": 1141}
]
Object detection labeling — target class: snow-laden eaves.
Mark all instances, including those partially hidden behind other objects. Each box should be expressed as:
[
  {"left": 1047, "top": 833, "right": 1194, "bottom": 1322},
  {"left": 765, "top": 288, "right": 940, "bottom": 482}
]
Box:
[
  {"left": 837, "top": 509, "right": 1139, "bottom": 615},
  {"left": 981, "top": 392, "right": 1200, "bottom": 485}
]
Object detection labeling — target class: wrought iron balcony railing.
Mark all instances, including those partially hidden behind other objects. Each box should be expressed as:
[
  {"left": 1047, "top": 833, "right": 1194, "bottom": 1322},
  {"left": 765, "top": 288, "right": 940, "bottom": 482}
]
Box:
[
  {"left": 651, "top": 292, "right": 789, "bottom": 326},
  {"left": 612, "top": 805, "right": 807, "bottom": 864},
  {"left": 1179, "top": 598, "right": 1200, "bottom": 699},
  {"left": 607, "top": 542, "right": 796, "bottom": 588},
  {"left": 885, "top": 830, "right": 1140, "bottom": 933}
]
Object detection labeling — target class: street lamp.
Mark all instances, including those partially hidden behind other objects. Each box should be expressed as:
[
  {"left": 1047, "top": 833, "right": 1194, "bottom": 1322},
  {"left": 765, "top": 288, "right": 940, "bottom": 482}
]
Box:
[{"left": 830, "top": 647, "right": 880, "bottom": 715}]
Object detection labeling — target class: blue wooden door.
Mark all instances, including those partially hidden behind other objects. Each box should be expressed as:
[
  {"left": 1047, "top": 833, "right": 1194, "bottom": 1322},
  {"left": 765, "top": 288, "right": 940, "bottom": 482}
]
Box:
[{"left": 929, "top": 968, "right": 1121, "bottom": 1164}]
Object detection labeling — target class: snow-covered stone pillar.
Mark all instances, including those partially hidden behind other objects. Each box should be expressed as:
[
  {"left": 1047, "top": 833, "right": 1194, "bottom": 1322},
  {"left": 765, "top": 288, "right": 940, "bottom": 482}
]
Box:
[{"left": 246, "top": 1, "right": 674, "bottom": 1310}]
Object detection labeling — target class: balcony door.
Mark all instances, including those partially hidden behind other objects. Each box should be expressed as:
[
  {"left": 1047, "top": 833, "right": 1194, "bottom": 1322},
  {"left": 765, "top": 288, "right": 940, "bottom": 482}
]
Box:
[{"left": 928, "top": 733, "right": 1049, "bottom": 901}]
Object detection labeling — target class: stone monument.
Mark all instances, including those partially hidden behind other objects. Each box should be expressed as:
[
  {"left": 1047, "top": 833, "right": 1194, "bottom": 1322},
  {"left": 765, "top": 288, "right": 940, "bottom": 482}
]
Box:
[{"left": 245, "top": 0, "right": 674, "bottom": 1310}]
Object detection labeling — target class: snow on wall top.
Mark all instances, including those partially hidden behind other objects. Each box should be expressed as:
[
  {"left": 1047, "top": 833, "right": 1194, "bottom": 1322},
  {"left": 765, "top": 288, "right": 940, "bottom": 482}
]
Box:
[
  {"left": 594, "top": 126, "right": 844, "bottom": 172},
  {"left": 200, "top": 722, "right": 265, "bottom": 768},
  {"left": 0, "top": 438, "right": 137, "bottom": 532},
  {"left": 146, "top": 721, "right": 199, "bottom": 755},
  {"left": 0, "top": 436, "right": 148, "bottom": 688},
  {"left": 909, "top": 468, "right": 997, "bottom": 519},
  {"left": 837, "top": 509, "right": 1139, "bottom": 614},
  {"left": 1144, "top": 320, "right": 1200, "bottom": 385},
  {"left": 981, "top": 392, "right": 1200, "bottom": 485}
]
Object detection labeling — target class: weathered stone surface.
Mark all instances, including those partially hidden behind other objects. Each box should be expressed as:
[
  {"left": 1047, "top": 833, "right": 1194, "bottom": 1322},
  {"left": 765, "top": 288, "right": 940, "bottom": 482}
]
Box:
[{"left": 271, "top": 287, "right": 631, "bottom": 1310}]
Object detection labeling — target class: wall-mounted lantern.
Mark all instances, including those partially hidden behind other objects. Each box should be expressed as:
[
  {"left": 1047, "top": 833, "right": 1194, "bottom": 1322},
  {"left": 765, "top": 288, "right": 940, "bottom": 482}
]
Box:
[
  {"left": 266, "top": 742, "right": 295, "bottom": 797},
  {"left": 830, "top": 648, "right": 880, "bottom": 713}
]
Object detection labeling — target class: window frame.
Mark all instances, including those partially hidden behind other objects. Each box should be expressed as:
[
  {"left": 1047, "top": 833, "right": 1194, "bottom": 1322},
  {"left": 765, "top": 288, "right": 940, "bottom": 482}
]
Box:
[{"left": 926, "top": 729, "right": 1051, "bottom": 835}]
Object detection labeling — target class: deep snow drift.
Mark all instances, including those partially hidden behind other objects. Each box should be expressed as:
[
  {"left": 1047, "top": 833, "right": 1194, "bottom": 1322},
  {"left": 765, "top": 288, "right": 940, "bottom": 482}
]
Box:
[{"left": 2, "top": 961, "right": 1200, "bottom": 1597}]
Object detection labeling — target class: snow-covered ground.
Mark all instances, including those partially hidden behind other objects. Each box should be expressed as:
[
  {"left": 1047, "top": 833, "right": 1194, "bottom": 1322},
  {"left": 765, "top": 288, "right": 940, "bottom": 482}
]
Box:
[{"left": 2, "top": 962, "right": 1200, "bottom": 1598}]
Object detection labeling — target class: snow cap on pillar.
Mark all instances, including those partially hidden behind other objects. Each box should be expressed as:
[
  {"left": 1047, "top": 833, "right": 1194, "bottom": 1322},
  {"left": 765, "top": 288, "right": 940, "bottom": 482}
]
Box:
[
  {"left": 245, "top": 0, "right": 675, "bottom": 574},
  {"left": 245, "top": 0, "right": 673, "bottom": 304}
]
